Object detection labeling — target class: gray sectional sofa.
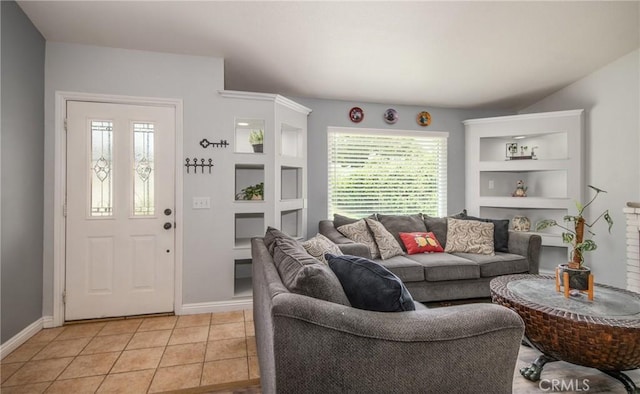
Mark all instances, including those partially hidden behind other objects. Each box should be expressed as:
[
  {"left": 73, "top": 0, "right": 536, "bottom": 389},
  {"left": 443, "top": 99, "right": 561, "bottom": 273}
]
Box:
[
  {"left": 251, "top": 235, "right": 525, "bottom": 394},
  {"left": 319, "top": 213, "right": 542, "bottom": 302}
]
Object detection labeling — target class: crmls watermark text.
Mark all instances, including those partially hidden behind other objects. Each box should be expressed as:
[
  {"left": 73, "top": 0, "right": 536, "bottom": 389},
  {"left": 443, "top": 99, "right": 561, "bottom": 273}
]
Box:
[{"left": 539, "top": 378, "right": 590, "bottom": 392}]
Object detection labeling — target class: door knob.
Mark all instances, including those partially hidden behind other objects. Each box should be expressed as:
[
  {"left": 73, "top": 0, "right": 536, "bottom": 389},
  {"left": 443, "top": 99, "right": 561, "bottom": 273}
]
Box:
[
  {"left": 164, "top": 208, "right": 172, "bottom": 216},
  {"left": 163, "top": 222, "right": 172, "bottom": 230}
]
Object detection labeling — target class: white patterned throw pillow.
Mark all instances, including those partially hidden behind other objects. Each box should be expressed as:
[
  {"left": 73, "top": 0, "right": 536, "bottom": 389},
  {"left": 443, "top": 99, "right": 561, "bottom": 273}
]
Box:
[
  {"left": 337, "top": 219, "right": 381, "bottom": 259},
  {"left": 444, "top": 218, "right": 495, "bottom": 255},
  {"left": 365, "top": 218, "right": 405, "bottom": 260},
  {"left": 302, "top": 233, "right": 343, "bottom": 264}
]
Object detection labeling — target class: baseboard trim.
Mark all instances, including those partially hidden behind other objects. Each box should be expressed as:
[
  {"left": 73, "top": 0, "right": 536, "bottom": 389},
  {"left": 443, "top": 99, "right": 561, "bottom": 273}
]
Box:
[
  {"left": 42, "top": 315, "right": 55, "bottom": 328},
  {"left": 0, "top": 318, "right": 44, "bottom": 360},
  {"left": 539, "top": 269, "right": 555, "bottom": 276},
  {"left": 178, "top": 299, "right": 253, "bottom": 315}
]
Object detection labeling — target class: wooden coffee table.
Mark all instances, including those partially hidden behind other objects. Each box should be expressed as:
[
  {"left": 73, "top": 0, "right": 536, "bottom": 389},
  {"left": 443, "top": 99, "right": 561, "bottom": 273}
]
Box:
[{"left": 490, "top": 274, "right": 640, "bottom": 394}]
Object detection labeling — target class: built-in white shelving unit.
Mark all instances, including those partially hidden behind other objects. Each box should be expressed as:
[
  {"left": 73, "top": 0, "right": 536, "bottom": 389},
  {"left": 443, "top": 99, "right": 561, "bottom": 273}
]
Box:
[
  {"left": 220, "top": 90, "right": 311, "bottom": 297},
  {"left": 464, "top": 110, "right": 584, "bottom": 272}
]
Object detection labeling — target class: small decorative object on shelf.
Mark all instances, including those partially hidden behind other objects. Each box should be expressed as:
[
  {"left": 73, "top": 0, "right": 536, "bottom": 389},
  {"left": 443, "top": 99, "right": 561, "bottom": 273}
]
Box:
[
  {"left": 506, "top": 143, "right": 518, "bottom": 159},
  {"left": 512, "top": 180, "right": 527, "bottom": 197},
  {"left": 531, "top": 146, "right": 538, "bottom": 160},
  {"left": 184, "top": 157, "right": 213, "bottom": 174},
  {"left": 349, "top": 107, "right": 364, "bottom": 123},
  {"left": 537, "top": 185, "right": 613, "bottom": 293},
  {"left": 235, "top": 182, "right": 264, "bottom": 201},
  {"left": 249, "top": 129, "right": 264, "bottom": 153},
  {"left": 383, "top": 108, "right": 398, "bottom": 124},
  {"left": 416, "top": 111, "right": 431, "bottom": 126},
  {"left": 199, "top": 139, "right": 229, "bottom": 149},
  {"left": 512, "top": 216, "right": 531, "bottom": 232}
]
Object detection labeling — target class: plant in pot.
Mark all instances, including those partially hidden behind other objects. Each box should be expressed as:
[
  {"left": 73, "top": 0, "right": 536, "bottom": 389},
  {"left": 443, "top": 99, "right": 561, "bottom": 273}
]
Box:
[
  {"left": 235, "top": 182, "right": 264, "bottom": 201},
  {"left": 249, "top": 129, "right": 264, "bottom": 153},
  {"left": 535, "top": 185, "right": 613, "bottom": 290}
]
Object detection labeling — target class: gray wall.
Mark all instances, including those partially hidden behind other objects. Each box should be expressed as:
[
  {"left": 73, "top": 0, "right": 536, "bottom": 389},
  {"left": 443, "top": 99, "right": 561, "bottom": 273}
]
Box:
[
  {"left": 520, "top": 49, "right": 640, "bottom": 288},
  {"left": 1, "top": 1, "right": 45, "bottom": 343},
  {"left": 291, "top": 97, "right": 511, "bottom": 237},
  {"left": 43, "top": 42, "right": 226, "bottom": 313}
]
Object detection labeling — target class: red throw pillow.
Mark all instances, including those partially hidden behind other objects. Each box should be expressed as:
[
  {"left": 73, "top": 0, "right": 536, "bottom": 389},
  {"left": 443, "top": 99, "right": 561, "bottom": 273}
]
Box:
[{"left": 399, "top": 232, "right": 444, "bottom": 254}]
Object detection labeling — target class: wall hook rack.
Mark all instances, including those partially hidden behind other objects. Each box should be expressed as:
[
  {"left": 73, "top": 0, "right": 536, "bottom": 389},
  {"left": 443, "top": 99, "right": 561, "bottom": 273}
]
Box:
[
  {"left": 200, "top": 139, "right": 229, "bottom": 149},
  {"left": 185, "top": 158, "right": 214, "bottom": 174}
]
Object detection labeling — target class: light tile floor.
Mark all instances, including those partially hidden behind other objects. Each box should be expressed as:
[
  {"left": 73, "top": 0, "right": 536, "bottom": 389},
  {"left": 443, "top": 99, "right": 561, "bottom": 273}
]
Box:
[{"left": 1, "top": 311, "right": 259, "bottom": 393}]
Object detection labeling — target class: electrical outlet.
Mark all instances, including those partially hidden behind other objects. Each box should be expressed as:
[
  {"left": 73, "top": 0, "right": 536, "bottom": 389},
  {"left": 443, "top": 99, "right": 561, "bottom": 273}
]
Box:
[
  {"left": 192, "top": 197, "right": 210, "bottom": 209},
  {"left": 488, "top": 180, "right": 495, "bottom": 190}
]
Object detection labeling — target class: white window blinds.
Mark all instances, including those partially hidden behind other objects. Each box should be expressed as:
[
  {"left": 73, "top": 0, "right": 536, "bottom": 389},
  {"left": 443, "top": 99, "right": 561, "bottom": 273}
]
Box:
[{"left": 328, "top": 127, "right": 448, "bottom": 218}]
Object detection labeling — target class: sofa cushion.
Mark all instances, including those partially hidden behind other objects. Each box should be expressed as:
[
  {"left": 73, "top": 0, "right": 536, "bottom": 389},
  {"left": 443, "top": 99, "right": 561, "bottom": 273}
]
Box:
[
  {"left": 453, "top": 252, "right": 529, "bottom": 277},
  {"left": 445, "top": 218, "right": 495, "bottom": 255},
  {"left": 302, "top": 233, "right": 343, "bottom": 264},
  {"left": 408, "top": 253, "right": 481, "bottom": 282},
  {"left": 462, "top": 216, "right": 510, "bottom": 253},
  {"left": 365, "top": 218, "right": 405, "bottom": 260},
  {"left": 326, "top": 254, "right": 416, "bottom": 312},
  {"left": 377, "top": 255, "right": 425, "bottom": 283},
  {"left": 423, "top": 210, "right": 467, "bottom": 247},
  {"left": 333, "top": 213, "right": 376, "bottom": 228},
  {"left": 273, "top": 237, "right": 351, "bottom": 306},
  {"left": 264, "top": 226, "right": 291, "bottom": 255},
  {"left": 337, "top": 219, "right": 380, "bottom": 259},
  {"left": 399, "top": 232, "right": 444, "bottom": 254},
  {"left": 376, "top": 213, "right": 427, "bottom": 251}
]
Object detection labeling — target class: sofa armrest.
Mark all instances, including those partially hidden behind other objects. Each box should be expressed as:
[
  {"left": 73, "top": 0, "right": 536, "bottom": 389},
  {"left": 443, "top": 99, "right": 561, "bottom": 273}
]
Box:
[
  {"left": 508, "top": 231, "right": 541, "bottom": 274},
  {"left": 319, "top": 219, "right": 371, "bottom": 258},
  {"left": 270, "top": 294, "right": 524, "bottom": 393}
]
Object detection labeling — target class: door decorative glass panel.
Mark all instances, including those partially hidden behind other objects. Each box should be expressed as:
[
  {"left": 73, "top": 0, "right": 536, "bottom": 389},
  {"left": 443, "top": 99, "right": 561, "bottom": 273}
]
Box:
[
  {"left": 90, "top": 120, "right": 113, "bottom": 216},
  {"left": 133, "top": 122, "right": 155, "bottom": 216}
]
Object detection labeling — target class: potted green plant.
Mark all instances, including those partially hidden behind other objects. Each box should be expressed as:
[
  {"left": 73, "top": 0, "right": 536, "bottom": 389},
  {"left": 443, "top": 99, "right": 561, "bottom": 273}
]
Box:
[
  {"left": 535, "top": 185, "right": 613, "bottom": 290},
  {"left": 249, "top": 129, "right": 264, "bottom": 153},
  {"left": 235, "top": 182, "right": 264, "bottom": 201}
]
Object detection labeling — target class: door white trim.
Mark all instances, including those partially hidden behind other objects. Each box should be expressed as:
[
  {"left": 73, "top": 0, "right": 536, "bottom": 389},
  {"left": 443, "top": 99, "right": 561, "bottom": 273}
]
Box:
[{"left": 53, "top": 91, "right": 184, "bottom": 326}]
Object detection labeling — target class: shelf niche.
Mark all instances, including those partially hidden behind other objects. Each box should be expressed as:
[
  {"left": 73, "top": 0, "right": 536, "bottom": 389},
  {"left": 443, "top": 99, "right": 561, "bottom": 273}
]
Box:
[
  {"left": 281, "top": 166, "right": 302, "bottom": 200},
  {"left": 234, "top": 213, "right": 264, "bottom": 248},
  {"left": 281, "top": 209, "right": 303, "bottom": 239},
  {"left": 235, "top": 164, "right": 265, "bottom": 201},
  {"left": 479, "top": 132, "right": 567, "bottom": 162},
  {"left": 281, "top": 123, "right": 302, "bottom": 157},
  {"left": 235, "top": 118, "right": 265, "bottom": 154},
  {"left": 479, "top": 170, "right": 567, "bottom": 198},
  {"left": 234, "top": 259, "right": 252, "bottom": 298}
]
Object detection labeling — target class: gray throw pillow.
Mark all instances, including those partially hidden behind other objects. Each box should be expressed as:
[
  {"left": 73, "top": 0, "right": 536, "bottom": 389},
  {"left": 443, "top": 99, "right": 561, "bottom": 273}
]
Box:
[
  {"left": 264, "top": 226, "right": 291, "bottom": 255},
  {"left": 326, "top": 254, "right": 415, "bottom": 312},
  {"left": 377, "top": 213, "right": 427, "bottom": 252},
  {"left": 273, "top": 238, "right": 351, "bottom": 306}
]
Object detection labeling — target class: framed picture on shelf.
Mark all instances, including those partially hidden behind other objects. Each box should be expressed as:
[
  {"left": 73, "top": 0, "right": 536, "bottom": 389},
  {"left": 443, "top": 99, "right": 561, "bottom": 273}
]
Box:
[{"left": 506, "top": 143, "right": 518, "bottom": 159}]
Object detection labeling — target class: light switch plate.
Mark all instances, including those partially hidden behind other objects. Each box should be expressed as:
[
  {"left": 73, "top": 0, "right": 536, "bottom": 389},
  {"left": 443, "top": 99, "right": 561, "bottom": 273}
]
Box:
[{"left": 193, "top": 197, "right": 210, "bottom": 209}]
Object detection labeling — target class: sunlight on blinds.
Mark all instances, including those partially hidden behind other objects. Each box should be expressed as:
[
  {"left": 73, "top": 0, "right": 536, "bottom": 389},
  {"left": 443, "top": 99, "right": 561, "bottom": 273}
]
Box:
[{"left": 328, "top": 128, "right": 447, "bottom": 218}]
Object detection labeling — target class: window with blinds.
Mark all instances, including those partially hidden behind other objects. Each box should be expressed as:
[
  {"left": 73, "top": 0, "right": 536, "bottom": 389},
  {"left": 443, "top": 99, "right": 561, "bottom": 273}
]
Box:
[{"left": 328, "top": 127, "right": 448, "bottom": 218}]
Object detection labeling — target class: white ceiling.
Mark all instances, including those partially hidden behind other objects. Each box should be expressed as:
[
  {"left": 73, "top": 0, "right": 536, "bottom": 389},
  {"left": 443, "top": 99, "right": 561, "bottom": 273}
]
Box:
[{"left": 17, "top": 1, "right": 640, "bottom": 110}]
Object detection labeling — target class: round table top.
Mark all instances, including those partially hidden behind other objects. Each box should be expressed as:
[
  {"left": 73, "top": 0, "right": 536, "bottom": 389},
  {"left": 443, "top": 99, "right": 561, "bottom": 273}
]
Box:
[{"left": 491, "top": 274, "right": 640, "bottom": 326}]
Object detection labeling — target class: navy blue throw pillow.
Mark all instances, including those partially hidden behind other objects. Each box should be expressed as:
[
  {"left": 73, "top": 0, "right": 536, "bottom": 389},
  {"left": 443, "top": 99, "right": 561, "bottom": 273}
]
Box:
[{"left": 325, "top": 254, "right": 416, "bottom": 312}]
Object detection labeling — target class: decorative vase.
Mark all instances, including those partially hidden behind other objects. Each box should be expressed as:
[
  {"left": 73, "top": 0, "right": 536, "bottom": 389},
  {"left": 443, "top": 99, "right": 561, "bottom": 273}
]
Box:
[
  {"left": 252, "top": 144, "right": 263, "bottom": 153},
  {"left": 558, "top": 264, "right": 591, "bottom": 291},
  {"left": 512, "top": 216, "right": 531, "bottom": 232}
]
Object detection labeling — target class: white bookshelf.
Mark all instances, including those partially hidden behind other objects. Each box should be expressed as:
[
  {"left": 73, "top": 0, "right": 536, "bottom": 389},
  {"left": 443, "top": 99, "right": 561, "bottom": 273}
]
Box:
[
  {"left": 220, "top": 90, "right": 311, "bottom": 297},
  {"left": 464, "top": 110, "right": 584, "bottom": 272}
]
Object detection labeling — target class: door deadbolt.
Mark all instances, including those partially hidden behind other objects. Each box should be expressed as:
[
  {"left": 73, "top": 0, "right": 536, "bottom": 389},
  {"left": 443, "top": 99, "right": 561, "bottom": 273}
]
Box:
[{"left": 164, "top": 208, "right": 172, "bottom": 216}]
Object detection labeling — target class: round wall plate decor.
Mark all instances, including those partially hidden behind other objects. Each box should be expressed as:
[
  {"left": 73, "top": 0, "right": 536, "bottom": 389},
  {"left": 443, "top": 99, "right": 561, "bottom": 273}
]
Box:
[
  {"left": 417, "top": 111, "right": 432, "bottom": 126},
  {"left": 349, "top": 107, "right": 364, "bottom": 123},
  {"left": 383, "top": 108, "right": 398, "bottom": 124}
]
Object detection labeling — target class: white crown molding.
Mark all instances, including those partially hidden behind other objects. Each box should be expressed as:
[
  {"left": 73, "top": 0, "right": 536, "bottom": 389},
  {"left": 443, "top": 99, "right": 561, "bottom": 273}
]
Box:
[
  {"left": 462, "top": 109, "right": 584, "bottom": 125},
  {"left": 219, "top": 90, "right": 312, "bottom": 115}
]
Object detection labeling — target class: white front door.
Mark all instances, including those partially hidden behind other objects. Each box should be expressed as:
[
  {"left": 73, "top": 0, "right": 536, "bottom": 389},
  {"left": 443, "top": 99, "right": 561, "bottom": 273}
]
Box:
[{"left": 65, "top": 101, "right": 175, "bottom": 321}]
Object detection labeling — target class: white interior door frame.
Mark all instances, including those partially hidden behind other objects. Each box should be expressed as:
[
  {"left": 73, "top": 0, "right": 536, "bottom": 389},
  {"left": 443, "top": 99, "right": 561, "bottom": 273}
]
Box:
[{"left": 52, "top": 91, "right": 184, "bottom": 327}]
